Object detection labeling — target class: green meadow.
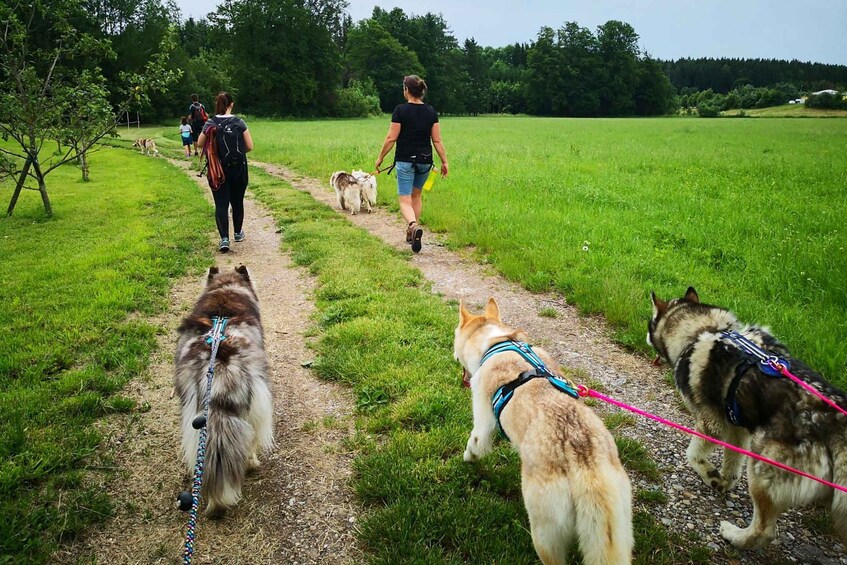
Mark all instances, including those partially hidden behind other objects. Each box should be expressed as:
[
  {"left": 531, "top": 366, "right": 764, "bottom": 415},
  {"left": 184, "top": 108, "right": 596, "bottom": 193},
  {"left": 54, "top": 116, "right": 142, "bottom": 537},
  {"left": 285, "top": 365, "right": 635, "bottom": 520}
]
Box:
[
  {"left": 249, "top": 116, "right": 847, "bottom": 388},
  {"left": 2, "top": 115, "right": 846, "bottom": 563},
  {"left": 0, "top": 146, "right": 211, "bottom": 561},
  {"left": 247, "top": 166, "right": 710, "bottom": 564}
]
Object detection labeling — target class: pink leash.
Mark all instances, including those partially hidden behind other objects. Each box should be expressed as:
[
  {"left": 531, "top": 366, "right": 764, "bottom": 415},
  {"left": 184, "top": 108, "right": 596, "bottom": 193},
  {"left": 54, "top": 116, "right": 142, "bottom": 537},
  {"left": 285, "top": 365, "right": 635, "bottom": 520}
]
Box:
[
  {"left": 768, "top": 359, "right": 847, "bottom": 419},
  {"left": 576, "top": 385, "right": 847, "bottom": 494}
]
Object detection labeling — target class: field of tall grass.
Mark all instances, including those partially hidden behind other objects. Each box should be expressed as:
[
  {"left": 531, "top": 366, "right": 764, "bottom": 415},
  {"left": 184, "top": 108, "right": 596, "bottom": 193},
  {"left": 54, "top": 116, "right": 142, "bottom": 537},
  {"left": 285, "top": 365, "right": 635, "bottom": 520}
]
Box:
[{"left": 249, "top": 116, "right": 847, "bottom": 388}]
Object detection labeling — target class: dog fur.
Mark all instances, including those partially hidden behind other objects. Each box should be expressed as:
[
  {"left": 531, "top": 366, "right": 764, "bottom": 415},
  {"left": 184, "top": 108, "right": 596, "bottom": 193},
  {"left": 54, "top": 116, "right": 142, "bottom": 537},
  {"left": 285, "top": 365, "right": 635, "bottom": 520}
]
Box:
[
  {"left": 174, "top": 265, "right": 274, "bottom": 516},
  {"left": 351, "top": 169, "right": 377, "bottom": 212},
  {"left": 455, "top": 298, "right": 633, "bottom": 565},
  {"left": 133, "top": 138, "right": 158, "bottom": 157},
  {"left": 648, "top": 287, "right": 847, "bottom": 548},
  {"left": 330, "top": 170, "right": 376, "bottom": 215}
]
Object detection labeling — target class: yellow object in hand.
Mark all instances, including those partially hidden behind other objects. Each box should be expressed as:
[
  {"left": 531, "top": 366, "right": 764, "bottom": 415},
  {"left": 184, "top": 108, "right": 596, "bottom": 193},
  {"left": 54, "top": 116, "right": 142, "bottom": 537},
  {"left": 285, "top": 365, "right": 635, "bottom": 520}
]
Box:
[{"left": 423, "top": 168, "right": 438, "bottom": 191}]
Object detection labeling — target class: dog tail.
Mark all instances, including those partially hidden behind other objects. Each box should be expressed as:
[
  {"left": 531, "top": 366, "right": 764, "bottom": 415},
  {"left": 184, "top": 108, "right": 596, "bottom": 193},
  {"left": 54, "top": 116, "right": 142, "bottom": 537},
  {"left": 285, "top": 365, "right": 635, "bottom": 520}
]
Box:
[
  {"left": 831, "top": 443, "right": 847, "bottom": 542},
  {"left": 185, "top": 362, "right": 256, "bottom": 517},
  {"left": 574, "top": 464, "right": 633, "bottom": 565}
]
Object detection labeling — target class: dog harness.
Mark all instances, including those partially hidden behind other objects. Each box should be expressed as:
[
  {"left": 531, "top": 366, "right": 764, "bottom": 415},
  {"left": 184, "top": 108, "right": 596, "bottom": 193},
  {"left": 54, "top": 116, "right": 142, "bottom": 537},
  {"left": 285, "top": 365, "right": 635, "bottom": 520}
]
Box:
[
  {"left": 481, "top": 340, "right": 579, "bottom": 442},
  {"left": 720, "top": 330, "right": 790, "bottom": 427}
]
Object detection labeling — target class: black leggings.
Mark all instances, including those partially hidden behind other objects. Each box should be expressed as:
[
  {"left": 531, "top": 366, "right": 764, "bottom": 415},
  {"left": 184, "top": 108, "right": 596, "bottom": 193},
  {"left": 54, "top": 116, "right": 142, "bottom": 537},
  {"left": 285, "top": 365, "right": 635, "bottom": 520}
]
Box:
[{"left": 210, "top": 164, "right": 248, "bottom": 239}]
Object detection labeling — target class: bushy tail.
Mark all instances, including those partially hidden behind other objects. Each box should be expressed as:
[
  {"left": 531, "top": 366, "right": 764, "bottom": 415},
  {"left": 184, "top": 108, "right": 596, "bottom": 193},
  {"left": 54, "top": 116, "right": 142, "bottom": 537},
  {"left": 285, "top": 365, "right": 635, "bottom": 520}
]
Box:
[
  {"left": 202, "top": 408, "right": 252, "bottom": 516},
  {"left": 574, "top": 465, "right": 633, "bottom": 565}
]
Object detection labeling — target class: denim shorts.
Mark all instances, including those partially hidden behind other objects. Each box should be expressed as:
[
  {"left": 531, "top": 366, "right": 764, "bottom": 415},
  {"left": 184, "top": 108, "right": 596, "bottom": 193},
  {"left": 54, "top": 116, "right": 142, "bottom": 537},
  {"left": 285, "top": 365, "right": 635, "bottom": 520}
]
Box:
[{"left": 395, "top": 161, "right": 433, "bottom": 196}]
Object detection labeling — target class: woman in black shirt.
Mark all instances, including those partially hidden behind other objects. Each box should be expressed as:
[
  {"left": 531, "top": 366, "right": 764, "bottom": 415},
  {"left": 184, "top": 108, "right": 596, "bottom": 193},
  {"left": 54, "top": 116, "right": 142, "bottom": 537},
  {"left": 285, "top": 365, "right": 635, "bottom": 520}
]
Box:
[
  {"left": 375, "top": 75, "right": 448, "bottom": 253},
  {"left": 198, "top": 92, "right": 254, "bottom": 253}
]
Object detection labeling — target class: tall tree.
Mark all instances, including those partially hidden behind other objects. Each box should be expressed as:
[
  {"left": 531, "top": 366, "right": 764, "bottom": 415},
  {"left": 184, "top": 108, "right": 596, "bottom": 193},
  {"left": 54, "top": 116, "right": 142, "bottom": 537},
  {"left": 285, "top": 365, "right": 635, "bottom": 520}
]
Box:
[
  {"left": 634, "top": 57, "right": 678, "bottom": 115},
  {"left": 345, "top": 19, "right": 423, "bottom": 111},
  {"left": 462, "top": 38, "right": 488, "bottom": 115},
  {"left": 525, "top": 27, "right": 562, "bottom": 115},
  {"left": 211, "top": 0, "right": 341, "bottom": 116},
  {"left": 557, "top": 21, "right": 601, "bottom": 116},
  {"left": 0, "top": 1, "right": 179, "bottom": 215},
  {"left": 0, "top": 0, "right": 111, "bottom": 215},
  {"left": 596, "top": 20, "right": 639, "bottom": 115}
]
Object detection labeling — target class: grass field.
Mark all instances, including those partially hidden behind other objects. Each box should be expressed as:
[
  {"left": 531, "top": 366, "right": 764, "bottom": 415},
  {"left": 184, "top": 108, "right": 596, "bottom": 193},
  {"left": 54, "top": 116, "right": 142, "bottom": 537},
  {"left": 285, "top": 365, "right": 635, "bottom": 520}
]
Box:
[
  {"left": 0, "top": 146, "right": 211, "bottom": 561},
  {"left": 247, "top": 166, "right": 711, "bottom": 564},
  {"left": 4, "top": 115, "right": 845, "bottom": 562},
  {"left": 248, "top": 116, "right": 847, "bottom": 388}
]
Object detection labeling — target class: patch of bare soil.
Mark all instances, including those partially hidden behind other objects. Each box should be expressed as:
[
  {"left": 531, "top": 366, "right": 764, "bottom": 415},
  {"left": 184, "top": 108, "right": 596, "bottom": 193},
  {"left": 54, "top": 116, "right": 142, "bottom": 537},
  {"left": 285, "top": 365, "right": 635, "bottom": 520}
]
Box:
[
  {"left": 253, "top": 161, "right": 847, "bottom": 565},
  {"left": 54, "top": 159, "right": 361, "bottom": 564}
]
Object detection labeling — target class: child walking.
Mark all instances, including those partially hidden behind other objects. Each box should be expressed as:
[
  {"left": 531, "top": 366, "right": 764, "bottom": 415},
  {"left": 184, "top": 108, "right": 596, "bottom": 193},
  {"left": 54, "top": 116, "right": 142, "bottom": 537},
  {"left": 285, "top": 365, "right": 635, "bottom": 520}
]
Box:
[{"left": 179, "top": 117, "right": 193, "bottom": 158}]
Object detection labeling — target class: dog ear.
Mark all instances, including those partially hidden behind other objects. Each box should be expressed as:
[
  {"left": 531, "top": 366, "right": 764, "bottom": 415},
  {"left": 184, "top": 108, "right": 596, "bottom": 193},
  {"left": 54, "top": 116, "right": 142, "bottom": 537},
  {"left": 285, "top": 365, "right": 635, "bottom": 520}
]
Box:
[
  {"left": 207, "top": 266, "right": 219, "bottom": 284},
  {"left": 459, "top": 301, "right": 473, "bottom": 326},
  {"left": 683, "top": 287, "right": 700, "bottom": 304},
  {"left": 484, "top": 297, "right": 501, "bottom": 321},
  {"left": 235, "top": 264, "right": 250, "bottom": 280},
  {"left": 650, "top": 291, "right": 667, "bottom": 319}
]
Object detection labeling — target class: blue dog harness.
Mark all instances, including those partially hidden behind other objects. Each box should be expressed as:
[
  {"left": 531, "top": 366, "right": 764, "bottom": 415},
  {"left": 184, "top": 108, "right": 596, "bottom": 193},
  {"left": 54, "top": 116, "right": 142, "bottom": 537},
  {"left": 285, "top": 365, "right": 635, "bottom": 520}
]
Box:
[
  {"left": 720, "top": 330, "right": 790, "bottom": 427},
  {"left": 480, "top": 340, "right": 579, "bottom": 442}
]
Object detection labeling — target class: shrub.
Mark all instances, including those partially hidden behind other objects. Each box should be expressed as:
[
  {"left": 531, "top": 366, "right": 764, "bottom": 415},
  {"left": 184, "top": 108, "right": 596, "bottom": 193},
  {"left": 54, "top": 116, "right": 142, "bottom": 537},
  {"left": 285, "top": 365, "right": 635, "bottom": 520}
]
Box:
[
  {"left": 697, "top": 102, "right": 720, "bottom": 117},
  {"left": 333, "top": 79, "right": 381, "bottom": 118}
]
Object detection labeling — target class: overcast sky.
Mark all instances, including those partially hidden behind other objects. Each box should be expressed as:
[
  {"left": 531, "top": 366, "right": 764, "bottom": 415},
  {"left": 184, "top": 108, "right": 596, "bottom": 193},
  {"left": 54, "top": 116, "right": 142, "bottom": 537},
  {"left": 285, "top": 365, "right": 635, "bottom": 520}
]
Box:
[{"left": 175, "top": 0, "right": 847, "bottom": 65}]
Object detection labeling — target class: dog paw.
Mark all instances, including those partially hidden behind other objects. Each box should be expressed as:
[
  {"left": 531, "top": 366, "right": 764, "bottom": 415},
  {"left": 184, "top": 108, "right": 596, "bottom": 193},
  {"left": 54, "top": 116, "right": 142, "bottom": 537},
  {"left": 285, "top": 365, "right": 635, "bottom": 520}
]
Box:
[
  {"left": 464, "top": 434, "right": 482, "bottom": 462},
  {"left": 707, "top": 472, "right": 739, "bottom": 494},
  {"left": 720, "top": 520, "right": 766, "bottom": 548},
  {"left": 247, "top": 454, "right": 261, "bottom": 472}
]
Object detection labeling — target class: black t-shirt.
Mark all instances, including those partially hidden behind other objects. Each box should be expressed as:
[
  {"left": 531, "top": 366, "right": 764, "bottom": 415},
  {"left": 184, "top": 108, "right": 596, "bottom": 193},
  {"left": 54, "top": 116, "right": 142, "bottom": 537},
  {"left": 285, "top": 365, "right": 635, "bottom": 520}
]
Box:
[{"left": 391, "top": 103, "right": 439, "bottom": 164}]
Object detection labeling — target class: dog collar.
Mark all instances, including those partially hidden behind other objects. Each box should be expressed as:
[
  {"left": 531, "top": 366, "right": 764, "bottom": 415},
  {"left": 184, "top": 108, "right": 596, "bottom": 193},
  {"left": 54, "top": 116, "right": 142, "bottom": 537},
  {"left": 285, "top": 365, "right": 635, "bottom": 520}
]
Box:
[{"left": 483, "top": 340, "right": 579, "bottom": 442}]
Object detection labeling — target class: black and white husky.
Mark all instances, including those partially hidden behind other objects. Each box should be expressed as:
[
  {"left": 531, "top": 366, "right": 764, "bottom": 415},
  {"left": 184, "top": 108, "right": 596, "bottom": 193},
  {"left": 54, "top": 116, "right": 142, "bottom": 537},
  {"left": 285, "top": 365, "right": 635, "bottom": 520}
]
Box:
[
  {"left": 648, "top": 287, "right": 847, "bottom": 548},
  {"left": 174, "top": 265, "right": 274, "bottom": 516}
]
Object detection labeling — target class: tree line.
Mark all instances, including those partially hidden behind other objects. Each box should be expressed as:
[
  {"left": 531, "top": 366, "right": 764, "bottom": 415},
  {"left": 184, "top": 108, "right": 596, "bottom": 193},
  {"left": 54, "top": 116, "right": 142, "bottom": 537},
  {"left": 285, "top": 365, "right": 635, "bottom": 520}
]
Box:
[{"left": 663, "top": 57, "right": 847, "bottom": 94}]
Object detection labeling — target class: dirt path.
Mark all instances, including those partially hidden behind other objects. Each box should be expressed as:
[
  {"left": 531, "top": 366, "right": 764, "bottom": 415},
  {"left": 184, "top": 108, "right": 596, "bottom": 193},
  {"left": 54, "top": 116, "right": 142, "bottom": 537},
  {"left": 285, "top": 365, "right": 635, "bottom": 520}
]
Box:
[
  {"left": 253, "top": 161, "right": 847, "bottom": 565},
  {"left": 55, "top": 159, "right": 361, "bottom": 564}
]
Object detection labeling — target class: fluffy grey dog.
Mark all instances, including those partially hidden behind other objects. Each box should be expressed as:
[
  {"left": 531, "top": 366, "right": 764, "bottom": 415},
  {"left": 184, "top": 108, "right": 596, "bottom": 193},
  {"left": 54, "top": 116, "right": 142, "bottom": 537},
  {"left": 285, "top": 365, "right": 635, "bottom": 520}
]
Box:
[{"left": 174, "top": 265, "right": 274, "bottom": 516}]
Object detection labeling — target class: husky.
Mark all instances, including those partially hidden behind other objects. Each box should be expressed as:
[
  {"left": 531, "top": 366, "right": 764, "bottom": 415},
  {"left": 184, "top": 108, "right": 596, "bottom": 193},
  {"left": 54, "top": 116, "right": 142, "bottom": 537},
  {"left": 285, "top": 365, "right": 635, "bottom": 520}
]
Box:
[
  {"left": 132, "top": 137, "right": 158, "bottom": 157},
  {"left": 174, "top": 265, "right": 274, "bottom": 516},
  {"left": 648, "top": 287, "right": 847, "bottom": 548},
  {"left": 455, "top": 298, "right": 633, "bottom": 565},
  {"left": 330, "top": 170, "right": 375, "bottom": 215},
  {"left": 351, "top": 169, "right": 377, "bottom": 213}
]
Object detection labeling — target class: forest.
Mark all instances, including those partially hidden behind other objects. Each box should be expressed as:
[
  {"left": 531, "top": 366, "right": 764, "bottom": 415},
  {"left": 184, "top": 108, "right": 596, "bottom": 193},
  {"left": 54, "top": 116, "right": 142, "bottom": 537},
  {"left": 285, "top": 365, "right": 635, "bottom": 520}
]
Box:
[{"left": 4, "top": 0, "right": 847, "bottom": 125}]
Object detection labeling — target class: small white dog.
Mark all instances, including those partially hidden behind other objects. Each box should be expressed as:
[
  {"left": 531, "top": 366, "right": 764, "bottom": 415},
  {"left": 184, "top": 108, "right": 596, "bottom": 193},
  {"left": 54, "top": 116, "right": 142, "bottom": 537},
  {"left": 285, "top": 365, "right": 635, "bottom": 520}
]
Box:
[
  {"left": 351, "top": 169, "right": 377, "bottom": 213},
  {"left": 330, "top": 170, "right": 377, "bottom": 215}
]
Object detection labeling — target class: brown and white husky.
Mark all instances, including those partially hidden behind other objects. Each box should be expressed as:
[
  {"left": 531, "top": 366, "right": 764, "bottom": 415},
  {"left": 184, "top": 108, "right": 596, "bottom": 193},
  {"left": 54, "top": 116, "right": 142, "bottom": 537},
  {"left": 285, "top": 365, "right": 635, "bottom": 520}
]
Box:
[
  {"left": 330, "top": 170, "right": 376, "bottom": 215},
  {"left": 648, "top": 287, "right": 847, "bottom": 548},
  {"left": 455, "top": 298, "right": 633, "bottom": 565},
  {"left": 174, "top": 265, "right": 274, "bottom": 516}
]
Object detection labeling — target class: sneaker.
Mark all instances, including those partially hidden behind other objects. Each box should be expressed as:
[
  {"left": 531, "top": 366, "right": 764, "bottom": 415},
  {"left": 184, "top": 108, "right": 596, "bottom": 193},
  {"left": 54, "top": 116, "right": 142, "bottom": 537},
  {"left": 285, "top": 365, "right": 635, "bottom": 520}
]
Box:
[
  {"left": 234, "top": 231, "right": 245, "bottom": 242},
  {"left": 406, "top": 222, "right": 416, "bottom": 243},
  {"left": 218, "top": 237, "right": 230, "bottom": 253},
  {"left": 411, "top": 226, "right": 423, "bottom": 253}
]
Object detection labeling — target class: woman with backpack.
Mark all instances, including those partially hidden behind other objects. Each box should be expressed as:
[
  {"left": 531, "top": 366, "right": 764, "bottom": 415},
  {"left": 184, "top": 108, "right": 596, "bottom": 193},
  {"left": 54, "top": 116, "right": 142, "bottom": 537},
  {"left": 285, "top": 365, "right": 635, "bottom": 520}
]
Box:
[
  {"left": 197, "top": 91, "right": 254, "bottom": 253},
  {"left": 374, "top": 75, "right": 448, "bottom": 253},
  {"left": 188, "top": 94, "right": 208, "bottom": 157}
]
